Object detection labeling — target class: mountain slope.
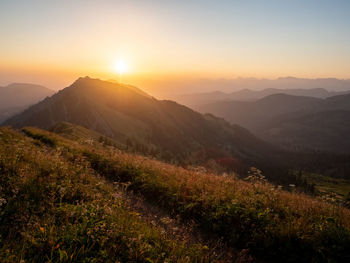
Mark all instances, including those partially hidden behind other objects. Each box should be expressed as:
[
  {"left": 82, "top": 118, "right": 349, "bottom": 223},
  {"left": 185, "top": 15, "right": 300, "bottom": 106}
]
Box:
[
  {"left": 0, "top": 83, "right": 55, "bottom": 123},
  {"left": 195, "top": 94, "right": 323, "bottom": 131},
  {"left": 4, "top": 77, "right": 277, "bottom": 164},
  {"left": 196, "top": 94, "right": 350, "bottom": 153},
  {"left": 261, "top": 110, "right": 350, "bottom": 153},
  {"left": 1, "top": 126, "right": 349, "bottom": 262}
]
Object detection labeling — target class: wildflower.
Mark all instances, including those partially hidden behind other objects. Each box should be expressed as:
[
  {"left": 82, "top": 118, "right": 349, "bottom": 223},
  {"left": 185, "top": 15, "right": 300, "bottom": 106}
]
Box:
[
  {"left": 0, "top": 198, "right": 7, "bottom": 207},
  {"left": 160, "top": 217, "right": 172, "bottom": 224},
  {"left": 113, "top": 193, "right": 122, "bottom": 199}
]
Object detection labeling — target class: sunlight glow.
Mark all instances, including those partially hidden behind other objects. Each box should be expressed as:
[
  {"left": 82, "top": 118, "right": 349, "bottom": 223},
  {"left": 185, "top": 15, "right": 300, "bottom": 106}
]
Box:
[
  {"left": 114, "top": 60, "right": 127, "bottom": 74},
  {"left": 114, "top": 60, "right": 128, "bottom": 83}
]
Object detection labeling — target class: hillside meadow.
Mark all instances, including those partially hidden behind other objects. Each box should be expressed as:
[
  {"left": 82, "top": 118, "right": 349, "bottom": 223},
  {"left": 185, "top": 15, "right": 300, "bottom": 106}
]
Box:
[
  {"left": 0, "top": 127, "right": 212, "bottom": 262},
  {"left": 1, "top": 126, "right": 350, "bottom": 262}
]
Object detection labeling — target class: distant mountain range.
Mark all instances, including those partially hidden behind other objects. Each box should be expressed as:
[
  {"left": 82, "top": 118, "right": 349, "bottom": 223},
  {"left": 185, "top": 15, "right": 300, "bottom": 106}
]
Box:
[
  {"left": 176, "top": 87, "right": 350, "bottom": 106},
  {"left": 161, "top": 77, "right": 350, "bottom": 99},
  {"left": 0, "top": 83, "right": 55, "bottom": 123},
  {"left": 195, "top": 93, "right": 350, "bottom": 154},
  {"left": 4, "top": 77, "right": 278, "bottom": 166}
]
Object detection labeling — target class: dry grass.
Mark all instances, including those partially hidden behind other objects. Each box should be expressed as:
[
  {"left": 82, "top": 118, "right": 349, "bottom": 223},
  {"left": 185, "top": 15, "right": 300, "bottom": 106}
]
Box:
[
  {"left": 5, "top": 126, "right": 350, "bottom": 262},
  {"left": 99, "top": 149, "right": 350, "bottom": 227},
  {"left": 83, "top": 138, "right": 350, "bottom": 262},
  {"left": 0, "top": 127, "right": 215, "bottom": 262}
]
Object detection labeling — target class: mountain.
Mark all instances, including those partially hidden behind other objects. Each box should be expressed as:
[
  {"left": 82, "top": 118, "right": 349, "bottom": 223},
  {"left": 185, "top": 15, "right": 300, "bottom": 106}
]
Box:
[
  {"left": 0, "top": 83, "right": 55, "bottom": 123},
  {"left": 137, "top": 77, "right": 350, "bottom": 98},
  {"left": 263, "top": 110, "right": 350, "bottom": 153},
  {"left": 160, "top": 77, "right": 350, "bottom": 100},
  {"left": 194, "top": 94, "right": 323, "bottom": 131},
  {"left": 195, "top": 93, "right": 350, "bottom": 153},
  {"left": 175, "top": 88, "right": 350, "bottom": 107},
  {"left": 4, "top": 77, "right": 277, "bottom": 165}
]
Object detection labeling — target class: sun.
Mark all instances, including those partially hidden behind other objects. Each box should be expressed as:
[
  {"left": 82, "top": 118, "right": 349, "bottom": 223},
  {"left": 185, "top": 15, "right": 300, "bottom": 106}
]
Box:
[{"left": 114, "top": 60, "right": 127, "bottom": 74}]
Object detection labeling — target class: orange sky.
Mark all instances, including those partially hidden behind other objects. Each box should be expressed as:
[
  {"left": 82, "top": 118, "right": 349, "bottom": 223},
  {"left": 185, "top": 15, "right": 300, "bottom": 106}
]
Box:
[{"left": 1, "top": 1, "right": 349, "bottom": 91}]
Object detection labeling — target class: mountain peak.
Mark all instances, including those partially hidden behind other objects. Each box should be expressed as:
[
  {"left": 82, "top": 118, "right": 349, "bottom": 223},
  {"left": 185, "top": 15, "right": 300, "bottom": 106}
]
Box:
[
  {"left": 4, "top": 78, "right": 275, "bottom": 164},
  {"left": 72, "top": 76, "right": 111, "bottom": 86},
  {"left": 69, "top": 77, "right": 153, "bottom": 99}
]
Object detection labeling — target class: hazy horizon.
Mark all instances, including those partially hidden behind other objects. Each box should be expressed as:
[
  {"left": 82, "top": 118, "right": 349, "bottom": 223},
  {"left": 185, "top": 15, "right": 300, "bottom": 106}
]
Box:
[
  {"left": 1, "top": 0, "right": 350, "bottom": 93},
  {"left": 2, "top": 75, "right": 350, "bottom": 99}
]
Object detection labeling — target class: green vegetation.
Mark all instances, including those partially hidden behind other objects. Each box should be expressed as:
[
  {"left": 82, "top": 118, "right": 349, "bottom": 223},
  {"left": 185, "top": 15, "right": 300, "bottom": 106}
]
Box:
[
  {"left": 1, "top": 126, "right": 350, "bottom": 262},
  {"left": 22, "top": 127, "right": 57, "bottom": 147},
  {"left": 299, "top": 172, "right": 350, "bottom": 205}
]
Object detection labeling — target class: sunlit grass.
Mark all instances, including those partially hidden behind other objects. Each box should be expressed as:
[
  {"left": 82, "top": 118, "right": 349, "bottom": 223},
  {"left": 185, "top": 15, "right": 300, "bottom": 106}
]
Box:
[
  {"left": 0, "top": 127, "right": 211, "bottom": 262},
  {"left": 1, "top": 126, "right": 350, "bottom": 262},
  {"left": 83, "top": 148, "right": 350, "bottom": 261}
]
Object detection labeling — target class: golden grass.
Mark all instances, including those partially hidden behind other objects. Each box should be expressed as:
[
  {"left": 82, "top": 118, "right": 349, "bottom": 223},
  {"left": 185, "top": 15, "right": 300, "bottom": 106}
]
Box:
[
  {"left": 0, "top": 127, "right": 214, "bottom": 262},
  {"left": 11, "top": 126, "right": 350, "bottom": 262}
]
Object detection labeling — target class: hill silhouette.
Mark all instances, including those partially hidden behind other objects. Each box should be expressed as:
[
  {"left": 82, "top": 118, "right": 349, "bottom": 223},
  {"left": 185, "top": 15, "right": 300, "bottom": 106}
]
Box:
[
  {"left": 176, "top": 87, "right": 350, "bottom": 106},
  {"left": 0, "top": 83, "right": 54, "bottom": 123},
  {"left": 4, "top": 77, "right": 277, "bottom": 165},
  {"left": 195, "top": 93, "right": 350, "bottom": 153}
]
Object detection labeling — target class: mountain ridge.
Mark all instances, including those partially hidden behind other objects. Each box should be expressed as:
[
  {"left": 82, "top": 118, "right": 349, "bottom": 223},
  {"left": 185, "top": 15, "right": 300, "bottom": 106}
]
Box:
[
  {"left": 4, "top": 77, "right": 278, "bottom": 166},
  {"left": 176, "top": 87, "right": 350, "bottom": 106},
  {"left": 195, "top": 93, "right": 350, "bottom": 153},
  {"left": 0, "top": 82, "right": 55, "bottom": 123}
]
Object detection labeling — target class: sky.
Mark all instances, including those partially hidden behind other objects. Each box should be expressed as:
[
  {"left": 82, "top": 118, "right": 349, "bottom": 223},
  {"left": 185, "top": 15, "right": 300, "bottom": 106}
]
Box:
[{"left": 1, "top": 0, "right": 350, "bottom": 90}]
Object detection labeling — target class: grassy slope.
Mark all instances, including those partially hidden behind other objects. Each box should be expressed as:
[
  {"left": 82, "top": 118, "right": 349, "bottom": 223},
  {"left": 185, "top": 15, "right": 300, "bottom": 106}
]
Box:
[
  {"left": 82, "top": 151, "right": 350, "bottom": 262},
  {"left": 49, "top": 122, "right": 126, "bottom": 149},
  {"left": 0, "top": 128, "right": 210, "bottom": 262},
  {"left": 302, "top": 172, "right": 350, "bottom": 202},
  {"left": 1, "top": 127, "right": 350, "bottom": 262}
]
